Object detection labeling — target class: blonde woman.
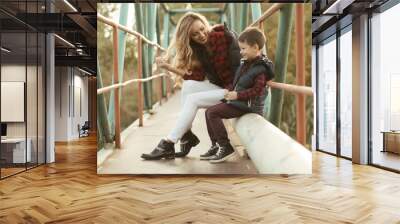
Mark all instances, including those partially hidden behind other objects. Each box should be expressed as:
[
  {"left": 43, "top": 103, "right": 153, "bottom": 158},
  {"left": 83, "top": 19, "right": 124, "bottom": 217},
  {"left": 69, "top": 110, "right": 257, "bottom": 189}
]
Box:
[{"left": 141, "top": 12, "right": 240, "bottom": 160}]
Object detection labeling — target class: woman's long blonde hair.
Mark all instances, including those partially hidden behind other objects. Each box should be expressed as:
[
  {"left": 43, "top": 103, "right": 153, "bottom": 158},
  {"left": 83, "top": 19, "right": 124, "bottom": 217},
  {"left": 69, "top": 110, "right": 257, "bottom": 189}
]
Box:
[{"left": 164, "top": 12, "right": 210, "bottom": 73}]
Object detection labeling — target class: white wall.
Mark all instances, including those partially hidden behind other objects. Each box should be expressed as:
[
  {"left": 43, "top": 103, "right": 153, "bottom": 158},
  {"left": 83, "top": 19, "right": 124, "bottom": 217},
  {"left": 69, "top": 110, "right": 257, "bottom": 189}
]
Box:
[
  {"left": 55, "top": 66, "right": 69, "bottom": 141},
  {"left": 1, "top": 65, "right": 34, "bottom": 137},
  {"left": 55, "top": 67, "right": 89, "bottom": 141}
]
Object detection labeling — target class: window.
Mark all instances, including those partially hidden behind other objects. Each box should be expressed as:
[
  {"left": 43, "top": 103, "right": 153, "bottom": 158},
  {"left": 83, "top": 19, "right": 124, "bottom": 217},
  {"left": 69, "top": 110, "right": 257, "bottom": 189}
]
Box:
[
  {"left": 317, "top": 35, "right": 337, "bottom": 154},
  {"left": 370, "top": 3, "right": 400, "bottom": 171},
  {"left": 339, "top": 27, "right": 352, "bottom": 158}
]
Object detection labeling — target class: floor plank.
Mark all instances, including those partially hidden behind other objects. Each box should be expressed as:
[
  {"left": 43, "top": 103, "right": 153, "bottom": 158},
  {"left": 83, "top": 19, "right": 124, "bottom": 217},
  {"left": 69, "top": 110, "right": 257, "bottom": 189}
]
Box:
[{"left": 0, "top": 135, "right": 400, "bottom": 223}]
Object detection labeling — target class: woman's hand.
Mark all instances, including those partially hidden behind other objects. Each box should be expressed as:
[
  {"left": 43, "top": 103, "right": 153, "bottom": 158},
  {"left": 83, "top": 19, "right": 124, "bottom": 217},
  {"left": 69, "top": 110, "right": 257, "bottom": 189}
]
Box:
[
  {"left": 155, "top": 57, "right": 186, "bottom": 77},
  {"left": 155, "top": 57, "right": 170, "bottom": 70}
]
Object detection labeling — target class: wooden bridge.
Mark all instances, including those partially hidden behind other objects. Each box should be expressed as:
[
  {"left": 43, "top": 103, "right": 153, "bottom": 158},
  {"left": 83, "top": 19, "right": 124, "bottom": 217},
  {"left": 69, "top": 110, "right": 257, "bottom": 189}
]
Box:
[{"left": 98, "top": 90, "right": 258, "bottom": 174}]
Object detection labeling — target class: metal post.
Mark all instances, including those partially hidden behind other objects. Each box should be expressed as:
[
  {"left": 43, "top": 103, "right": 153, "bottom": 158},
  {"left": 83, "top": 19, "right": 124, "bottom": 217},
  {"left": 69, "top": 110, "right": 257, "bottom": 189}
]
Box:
[
  {"left": 251, "top": 3, "right": 262, "bottom": 22},
  {"left": 166, "top": 74, "right": 170, "bottom": 99},
  {"left": 147, "top": 4, "right": 158, "bottom": 108},
  {"left": 295, "top": 4, "right": 306, "bottom": 145},
  {"left": 137, "top": 38, "right": 144, "bottom": 127},
  {"left": 258, "top": 19, "right": 271, "bottom": 117},
  {"left": 108, "top": 4, "right": 129, "bottom": 133},
  {"left": 221, "top": 12, "right": 227, "bottom": 24},
  {"left": 251, "top": 3, "right": 271, "bottom": 117},
  {"left": 112, "top": 26, "right": 121, "bottom": 149},
  {"left": 147, "top": 4, "right": 157, "bottom": 65},
  {"left": 156, "top": 48, "right": 162, "bottom": 105},
  {"left": 240, "top": 3, "right": 249, "bottom": 31},
  {"left": 234, "top": 4, "right": 241, "bottom": 32},
  {"left": 162, "top": 12, "right": 170, "bottom": 97},
  {"left": 135, "top": 4, "right": 152, "bottom": 110},
  {"left": 229, "top": 3, "right": 235, "bottom": 31},
  {"left": 269, "top": 4, "right": 294, "bottom": 127},
  {"left": 97, "top": 57, "right": 112, "bottom": 143}
]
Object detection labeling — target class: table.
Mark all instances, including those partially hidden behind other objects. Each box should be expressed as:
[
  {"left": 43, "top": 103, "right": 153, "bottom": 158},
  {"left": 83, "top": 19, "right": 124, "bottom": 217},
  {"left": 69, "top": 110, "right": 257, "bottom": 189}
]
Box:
[
  {"left": 381, "top": 131, "right": 400, "bottom": 154},
  {"left": 1, "top": 138, "right": 32, "bottom": 164}
]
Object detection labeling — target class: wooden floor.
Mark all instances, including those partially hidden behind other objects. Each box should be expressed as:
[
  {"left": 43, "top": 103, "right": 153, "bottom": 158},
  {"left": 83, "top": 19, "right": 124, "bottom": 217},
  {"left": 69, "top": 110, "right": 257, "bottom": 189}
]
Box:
[{"left": 0, "top": 135, "right": 400, "bottom": 223}]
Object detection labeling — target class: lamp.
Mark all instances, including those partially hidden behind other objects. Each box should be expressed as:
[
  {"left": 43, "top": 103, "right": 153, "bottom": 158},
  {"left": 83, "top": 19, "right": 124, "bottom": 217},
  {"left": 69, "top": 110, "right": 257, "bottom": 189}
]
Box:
[
  {"left": 54, "top": 34, "right": 75, "bottom": 48},
  {"left": 1, "top": 47, "right": 11, "bottom": 53},
  {"left": 63, "top": 0, "right": 78, "bottom": 12}
]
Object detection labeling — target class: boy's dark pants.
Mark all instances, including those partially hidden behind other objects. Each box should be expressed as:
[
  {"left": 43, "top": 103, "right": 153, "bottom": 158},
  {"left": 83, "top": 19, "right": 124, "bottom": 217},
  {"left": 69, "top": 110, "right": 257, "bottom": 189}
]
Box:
[{"left": 205, "top": 103, "right": 247, "bottom": 146}]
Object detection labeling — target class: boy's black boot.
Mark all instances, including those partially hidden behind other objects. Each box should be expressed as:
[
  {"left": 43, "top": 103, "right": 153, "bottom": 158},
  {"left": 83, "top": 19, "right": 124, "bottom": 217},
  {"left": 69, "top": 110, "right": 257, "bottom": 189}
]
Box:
[
  {"left": 200, "top": 143, "right": 219, "bottom": 160},
  {"left": 209, "top": 142, "right": 235, "bottom": 163}
]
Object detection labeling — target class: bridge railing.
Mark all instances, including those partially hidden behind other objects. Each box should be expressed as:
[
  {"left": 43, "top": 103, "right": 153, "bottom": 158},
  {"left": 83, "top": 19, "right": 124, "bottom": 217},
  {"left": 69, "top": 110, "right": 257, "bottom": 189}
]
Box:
[
  {"left": 248, "top": 3, "right": 312, "bottom": 145},
  {"left": 97, "top": 14, "right": 174, "bottom": 148}
]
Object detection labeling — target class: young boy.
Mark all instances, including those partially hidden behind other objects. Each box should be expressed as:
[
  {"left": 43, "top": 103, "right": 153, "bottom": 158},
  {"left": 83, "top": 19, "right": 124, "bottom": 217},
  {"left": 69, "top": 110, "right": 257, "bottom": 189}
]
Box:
[{"left": 201, "top": 27, "right": 274, "bottom": 163}]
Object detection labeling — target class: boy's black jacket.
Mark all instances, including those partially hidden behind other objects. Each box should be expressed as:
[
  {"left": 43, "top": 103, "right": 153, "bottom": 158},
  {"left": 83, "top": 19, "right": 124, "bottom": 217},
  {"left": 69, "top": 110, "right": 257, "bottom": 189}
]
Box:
[{"left": 227, "top": 55, "right": 274, "bottom": 115}]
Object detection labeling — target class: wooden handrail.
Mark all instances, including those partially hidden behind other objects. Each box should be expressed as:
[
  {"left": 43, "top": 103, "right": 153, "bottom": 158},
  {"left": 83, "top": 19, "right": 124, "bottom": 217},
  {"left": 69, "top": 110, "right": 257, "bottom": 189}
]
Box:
[
  {"left": 249, "top": 4, "right": 311, "bottom": 146},
  {"left": 97, "top": 13, "right": 165, "bottom": 51},
  {"left": 268, "top": 81, "right": 313, "bottom": 96},
  {"left": 250, "top": 3, "right": 283, "bottom": 27},
  {"left": 97, "top": 73, "right": 170, "bottom": 95}
]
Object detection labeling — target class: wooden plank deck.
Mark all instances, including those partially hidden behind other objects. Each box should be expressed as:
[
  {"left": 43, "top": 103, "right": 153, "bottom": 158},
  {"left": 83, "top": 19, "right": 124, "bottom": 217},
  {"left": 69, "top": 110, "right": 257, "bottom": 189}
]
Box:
[{"left": 98, "top": 91, "right": 258, "bottom": 174}]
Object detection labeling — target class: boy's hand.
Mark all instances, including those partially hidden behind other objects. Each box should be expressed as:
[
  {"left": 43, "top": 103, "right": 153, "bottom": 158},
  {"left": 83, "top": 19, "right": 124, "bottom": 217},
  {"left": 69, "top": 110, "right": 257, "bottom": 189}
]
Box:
[
  {"left": 225, "top": 91, "right": 238, "bottom": 100},
  {"left": 223, "top": 89, "right": 229, "bottom": 97}
]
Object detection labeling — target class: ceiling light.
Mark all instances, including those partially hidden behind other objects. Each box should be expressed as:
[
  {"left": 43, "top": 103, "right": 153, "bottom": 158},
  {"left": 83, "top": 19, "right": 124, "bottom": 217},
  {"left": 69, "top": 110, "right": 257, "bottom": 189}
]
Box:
[
  {"left": 76, "top": 48, "right": 85, "bottom": 55},
  {"left": 1, "top": 47, "right": 11, "bottom": 53},
  {"left": 63, "top": 0, "right": 78, "bottom": 12},
  {"left": 54, "top": 34, "right": 75, "bottom": 48},
  {"left": 322, "top": 0, "right": 354, "bottom": 15}
]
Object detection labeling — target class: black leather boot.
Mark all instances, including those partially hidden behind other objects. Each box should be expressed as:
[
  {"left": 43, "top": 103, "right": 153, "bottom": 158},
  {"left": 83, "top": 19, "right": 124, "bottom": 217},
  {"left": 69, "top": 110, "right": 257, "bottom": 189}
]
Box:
[
  {"left": 141, "top": 139, "right": 175, "bottom": 160},
  {"left": 175, "top": 130, "right": 200, "bottom": 157}
]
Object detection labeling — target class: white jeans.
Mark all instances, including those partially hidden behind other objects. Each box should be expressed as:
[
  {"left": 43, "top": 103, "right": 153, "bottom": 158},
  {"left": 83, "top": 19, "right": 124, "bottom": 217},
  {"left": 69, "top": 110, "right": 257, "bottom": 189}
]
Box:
[{"left": 167, "top": 80, "right": 225, "bottom": 143}]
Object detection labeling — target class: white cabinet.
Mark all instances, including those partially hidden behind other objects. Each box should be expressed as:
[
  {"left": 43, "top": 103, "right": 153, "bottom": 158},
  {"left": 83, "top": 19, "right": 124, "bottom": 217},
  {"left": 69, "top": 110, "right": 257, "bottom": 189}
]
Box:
[{"left": 1, "top": 138, "right": 32, "bottom": 163}]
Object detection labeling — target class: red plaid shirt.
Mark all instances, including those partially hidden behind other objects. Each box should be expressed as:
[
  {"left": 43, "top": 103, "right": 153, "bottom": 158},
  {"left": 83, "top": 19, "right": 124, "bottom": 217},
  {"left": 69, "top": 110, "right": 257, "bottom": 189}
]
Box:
[
  {"left": 237, "top": 74, "right": 267, "bottom": 100},
  {"left": 183, "top": 25, "right": 235, "bottom": 88},
  {"left": 206, "top": 25, "right": 235, "bottom": 89}
]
